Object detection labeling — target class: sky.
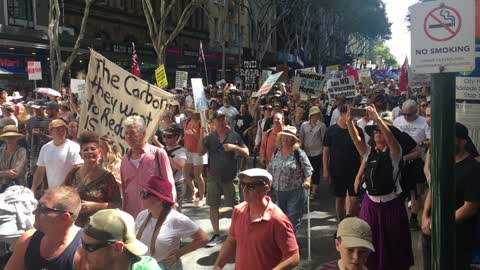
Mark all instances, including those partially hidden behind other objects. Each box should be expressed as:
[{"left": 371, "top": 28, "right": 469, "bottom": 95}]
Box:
[{"left": 383, "top": 0, "right": 419, "bottom": 64}]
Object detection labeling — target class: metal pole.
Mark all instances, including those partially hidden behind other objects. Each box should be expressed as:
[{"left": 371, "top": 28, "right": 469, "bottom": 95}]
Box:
[{"left": 431, "top": 71, "right": 456, "bottom": 270}]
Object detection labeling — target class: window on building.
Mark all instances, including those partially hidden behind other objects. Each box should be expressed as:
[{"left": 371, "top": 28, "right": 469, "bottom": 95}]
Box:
[{"left": 7, "top": 0, "right": 34, "bottom": 28}]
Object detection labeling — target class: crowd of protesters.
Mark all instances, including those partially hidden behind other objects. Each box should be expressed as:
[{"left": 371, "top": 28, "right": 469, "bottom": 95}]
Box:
[{"left": 0, "top": 73, "right": 479, "bottom": 270}]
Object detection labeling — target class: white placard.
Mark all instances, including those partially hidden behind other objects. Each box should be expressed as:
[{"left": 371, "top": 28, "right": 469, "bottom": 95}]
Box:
[
  {"left": 175, "top": 71, "right": 188, "bottom": 89},
  {"left": 409, "top": 0, "right": 475, "bottom": 73},
  {"left": 456, "top": 77, "right": 480, "bottom": 100},
  {"left": 326, "top": 76, "right": 357, "bottom": 100},
  {"left": 191, "top": 78, "right": 208, "bottom": 112},
  {"left": 27, "top": 61, "right": 42, "bottom": 80},
  {"left": 292, "top": 71, "right": 326, "bottom": 96},
  {"left": 70, "top": 79, "right": 86, "bottom": 95}
]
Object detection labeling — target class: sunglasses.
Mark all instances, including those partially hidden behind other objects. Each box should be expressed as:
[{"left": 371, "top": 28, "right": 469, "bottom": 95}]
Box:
[
  {"left": 81, "top": 240, "right": 114, "bottom": 253},
  {"left": 36, "top": 203, "right": 72, "bottom": 214},
  {"left": 240, "top": 182, "right": 265, "bottom": 191},
  {"left": 140, "top": 190, "right": 155, "bottom": 200}
]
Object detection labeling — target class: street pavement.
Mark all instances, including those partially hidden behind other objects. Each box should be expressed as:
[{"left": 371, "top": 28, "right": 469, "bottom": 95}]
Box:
[{"left": 180, "top": 180, "right": 339, "bottom": 270}]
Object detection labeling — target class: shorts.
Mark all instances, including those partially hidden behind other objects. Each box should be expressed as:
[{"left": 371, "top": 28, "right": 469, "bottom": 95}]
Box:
[
  {"left": 186, "top": 152, "right": 208, "bottom": 166},
  {"left": 206, "top": 177, "right": 240, "bottom": 208},
  {"left": 330, "top": 176, "right": 357, "bottom": 197}
]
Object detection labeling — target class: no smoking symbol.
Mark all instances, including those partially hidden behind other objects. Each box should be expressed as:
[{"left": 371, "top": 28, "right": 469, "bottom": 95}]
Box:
[{"left": 423, "top": 6, "right": 462, "bottom": 42}]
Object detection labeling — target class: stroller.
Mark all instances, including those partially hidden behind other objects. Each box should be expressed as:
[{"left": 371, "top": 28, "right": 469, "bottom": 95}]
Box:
[{"left": 0, "top": 186, "right": 37, "bottom": 267}]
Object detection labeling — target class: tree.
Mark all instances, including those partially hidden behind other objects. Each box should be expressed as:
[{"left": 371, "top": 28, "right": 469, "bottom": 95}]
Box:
[
  {"left": 242, "top": 0, "right": 299, "bottom": 65},
  {"left": 48, "top": 0, "right": 94, "bottom": 90},
  {"left": 373, "top": 43, "right": 398, "bottom": 68},
  {"left": 142, "top": 0, "right": 206, "bottom": 65}
]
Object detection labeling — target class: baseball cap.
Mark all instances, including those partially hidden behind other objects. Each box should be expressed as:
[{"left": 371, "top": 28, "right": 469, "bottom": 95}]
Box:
[
  {"left": 45, "top": 101, "right": 59, "bottom": 110},
  {"left": 162, "top": 126, "right": 180, "bottom": 137},
  {"left": 31, "top": 100, "right": 45, "bottom": 109},
  {"left": 455, "top": 122, "right": 469, "bottom": 140},
  {"left": 49, "top": 119, "right": 67, "bottom": 129},
  {"left": 272, "top": 101, "right": 282, "bottom": 110},
  {"left": 213, "top": 110, "right": 226, "bottom": 119},
  {"left": 337, "top": 217, "right": 375, "bottom": 252},
  {"left": 238, "top": 168, "right": 273, "bottom": 187},
  {"left": 83, "top": 209, "right": 148, "bottom": 256}
]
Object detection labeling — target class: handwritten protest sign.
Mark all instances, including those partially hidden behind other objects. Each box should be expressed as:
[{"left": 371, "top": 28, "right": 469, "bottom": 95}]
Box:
[
  {"left": 359, "top": 69, "right": 372, "bottom": 86},
  {"left": 258, "top": 71, "right": 284, "bottom": 95},
  {"left": 191, "top": 78, "right": 208, "bottom": 112},
  {"left": 326, "top": 76, "right": 357, "bottom": 100},
  {"left": 295, "top": 67, "right": 316, "bottom": 76},
  {"left": 240, "top": 60, "right": 260, "bottom": 91},
  {"left": 292, "top": 71, "right": 325, "bottom": 96},
  {"left": 79, "top": 50, "right": 173, "bottom": 154},
  {"left": 175, "top": 71, "right": 188, "bottom": 89},
  {"left": 70, "top": 79, "right": 86, "bottom": 95},
  {"left": 155, "top": 65, "right": 168, "bottom": 88}
]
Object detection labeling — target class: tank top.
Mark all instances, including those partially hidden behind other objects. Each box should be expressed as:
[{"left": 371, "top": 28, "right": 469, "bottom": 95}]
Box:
[{"left": 24, "top": 229, "right": 82, "bottom": 270}]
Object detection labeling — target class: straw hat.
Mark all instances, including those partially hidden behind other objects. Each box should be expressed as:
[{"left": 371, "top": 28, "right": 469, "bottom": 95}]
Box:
[
  {"left": 278, "top": 125, "right": 299, "bottom": 142},
  {"left": 0, "top": 125, "right": 24, "bottom": 140},
  {"left": 308, "top": 106, "right": 321, "bottom": 118}
]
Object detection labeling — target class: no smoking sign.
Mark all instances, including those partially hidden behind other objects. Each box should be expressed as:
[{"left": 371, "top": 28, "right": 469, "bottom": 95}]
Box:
[
  {"left": 410, "top": 0, "right": 475, "bottom": 74},
  {"left": 424, "top": 6, "right": 461, "bottom": 42}
]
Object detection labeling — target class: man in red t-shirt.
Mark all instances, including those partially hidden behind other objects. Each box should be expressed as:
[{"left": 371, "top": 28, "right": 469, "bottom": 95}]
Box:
[{"left": 213, "top": 168, "right": 299, "bottom": 270}]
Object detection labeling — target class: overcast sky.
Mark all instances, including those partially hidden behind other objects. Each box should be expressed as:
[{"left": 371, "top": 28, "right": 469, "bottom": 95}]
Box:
[{"left": 384, "top": 0, "right": 419, "bottom": 64}]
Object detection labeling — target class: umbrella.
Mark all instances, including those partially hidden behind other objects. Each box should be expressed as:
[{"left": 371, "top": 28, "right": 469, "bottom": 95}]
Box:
[{"left": 34, "top": 88, "right": 61, "bottom": 97}]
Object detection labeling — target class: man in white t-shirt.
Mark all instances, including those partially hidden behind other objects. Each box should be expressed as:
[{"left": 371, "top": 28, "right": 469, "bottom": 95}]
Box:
[
  {"left": 219, "top": 95, "right": 239, "bottom": 128},
  {"left": 393, "top": 99, "right": 429, "bottom": 144},
  {"left": 32, "top": 119, "right": 83, "bottom": 196},
  {"left": 163, "top": 126, "right": 187, "bottom": 210}
]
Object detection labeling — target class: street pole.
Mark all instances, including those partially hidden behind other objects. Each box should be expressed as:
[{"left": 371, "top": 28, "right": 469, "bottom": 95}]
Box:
[{"left": 431, "top": 71, "right": 456, "bottom": 270}]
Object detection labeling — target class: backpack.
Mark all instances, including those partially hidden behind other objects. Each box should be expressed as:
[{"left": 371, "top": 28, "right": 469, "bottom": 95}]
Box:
[{"left": 364, "top": 148, "right": 400, "bottom": 196}]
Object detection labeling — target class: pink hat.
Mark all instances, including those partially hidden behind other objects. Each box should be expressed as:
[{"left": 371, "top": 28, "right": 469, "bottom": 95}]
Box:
[{"left": 139, "top": 176, "right": 174, "bottom": 204}]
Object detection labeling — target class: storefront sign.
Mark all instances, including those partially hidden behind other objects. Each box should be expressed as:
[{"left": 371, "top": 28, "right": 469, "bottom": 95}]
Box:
[{"left": 79, "top": 49, "right": 173, "bottom": 154}]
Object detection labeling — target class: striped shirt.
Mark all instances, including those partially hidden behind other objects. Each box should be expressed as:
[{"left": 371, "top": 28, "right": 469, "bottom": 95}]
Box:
[{"left": 27, "top": 116, "right": 52, "bottom": 159}]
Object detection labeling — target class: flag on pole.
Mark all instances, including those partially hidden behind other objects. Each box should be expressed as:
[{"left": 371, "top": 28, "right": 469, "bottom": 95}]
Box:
[
  {"left": 297, "top": 47, "right": 306, "bottom": 68},
  {"left": 131, "top": 42, "right": 141, "bottom": 78},
  {"left": 198, "top": 41, "right": 206, "bottom": 63},
  {"left": 398, "top": 56, "right": 408, "bottom": 95}
]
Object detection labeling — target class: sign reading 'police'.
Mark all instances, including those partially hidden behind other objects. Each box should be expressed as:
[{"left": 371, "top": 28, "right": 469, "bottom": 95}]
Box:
[{"left": 410, "top": 0, "right": 475, "bottom": 74}]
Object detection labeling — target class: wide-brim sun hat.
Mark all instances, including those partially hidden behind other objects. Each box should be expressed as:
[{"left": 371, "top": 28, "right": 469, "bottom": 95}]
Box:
[
  {"left": 278, "top": 125, "right": 299, "bottom": 142},
  {"left": 0, "top": 125, "right": 24, "bottom": 140}
]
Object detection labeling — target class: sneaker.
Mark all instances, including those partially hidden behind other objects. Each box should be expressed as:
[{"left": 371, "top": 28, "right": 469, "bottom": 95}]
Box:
[
  {"left": 194, "top": 198, "right": 205, "bottom": 208},
  {"left": 206, "top": 234, "right": 223, "bottom": 247},
  {"left": 410, "top": 217, "right": 420, "bottom": 231}
]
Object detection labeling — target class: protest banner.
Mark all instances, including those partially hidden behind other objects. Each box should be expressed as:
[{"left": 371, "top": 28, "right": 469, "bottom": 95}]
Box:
[
  {"left": 79, "top": 50, "right": 173, "bottom": 154},
  {"left": 240, "top": 60, "right": 260, "bottom": 91},
  {"left": 155, "top": 65, "right": 168, "bottom": 88},
  {"left": 175, "top": 71, "right": 188, "bottom": 89},
  {"left": 292, "top": 71, "right": 326, "bottom": 96},
  {"left": 294, "top": 67, "right": 316, "bottom": 76},
  {"left": 260, "top": 70, "right": 272, "bottom": 86},
  {"left": 258, "top": 71, "right": 283, "bottom": 95},
  {"left": 326, "top": 76, "right": 357, "bottom": 100},
  {"left": 359, "top": 69, "right": 372, "bottom": 86}
]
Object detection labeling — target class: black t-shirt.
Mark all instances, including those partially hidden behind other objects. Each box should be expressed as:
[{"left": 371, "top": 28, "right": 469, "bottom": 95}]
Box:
[
  {"left": 455, "top": 155, "right": 480, "bottom": 269},
  {"left": 323, "top": 124, "right": 364, "bottom": 178}
]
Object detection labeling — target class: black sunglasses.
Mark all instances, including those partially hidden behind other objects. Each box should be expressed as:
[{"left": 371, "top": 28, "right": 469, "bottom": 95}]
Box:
[
  {"left": 81, "top": 240, "right": 114, "bottom": 253},
  {"left": 140, "top": 190, "right": 155, "bottom": 200},
  {"left": 36, "top": 203, "right": 72, "bottom": 214},
  {"left": 240, "top": 182, "right": 265, "bottom": 191}
]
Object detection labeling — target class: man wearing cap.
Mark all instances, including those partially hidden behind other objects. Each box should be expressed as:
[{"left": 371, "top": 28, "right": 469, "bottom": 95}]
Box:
[
  {"left": 5, "top": 186, "right": 83, "bottom": 270},
  {"left": 316, "top": 217, "right": 374, "bottom": 270},
  {"left": 262, "top": 101, "right": 293, "bottom": 132},
  {"left": 45, "top": 101, "right": 59, "bottom": 119},
  {"left": 422, "top": 123, "right": 480, "bottom": 270},
  {"left": 80, "top": 209, "right": 161, "bottom": 270},
  {"left": 32, "top": 119, "right": 83, "bottom": 196},
  {"left": 26, "top": 100, "right": 52, "bottom": 187},
  {"left": 0, "top": 102, "right": 18, "bottom": 127},
  {"left": 323, "top": 105, "right": 363, "bottom": 223},
  {"left": 198, "top": 110, "right": 249, "bottom": 247},
  {"left": 214, "top": 168, "right": 299, "bottom": 270}
]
